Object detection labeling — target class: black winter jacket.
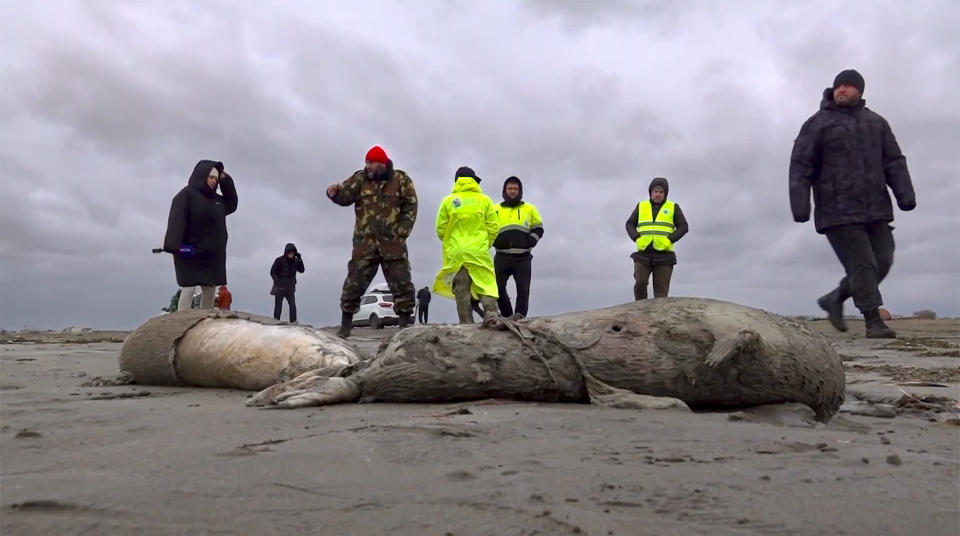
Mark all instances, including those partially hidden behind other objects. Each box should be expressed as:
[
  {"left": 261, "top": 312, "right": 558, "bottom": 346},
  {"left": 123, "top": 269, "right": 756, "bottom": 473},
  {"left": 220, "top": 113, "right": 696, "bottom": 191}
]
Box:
[
  {"left": 271, "top": 243, "right": 305, "bottom": 292},
  {"left": 417, "top": 287, "right": 431, "bottom": 306},
  {"left": 789, "top": 88, "right": 915, "bottom": 233},
  {"left": 163, "top": 160, "right": 238, "bottom": 286}
]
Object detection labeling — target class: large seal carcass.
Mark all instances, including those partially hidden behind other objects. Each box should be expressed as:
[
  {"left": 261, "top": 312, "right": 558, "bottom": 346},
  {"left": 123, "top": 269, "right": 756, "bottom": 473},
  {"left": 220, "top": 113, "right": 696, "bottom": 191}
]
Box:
[
  {"left": 248, "top": 298, "right": 845, "bottom": 421},
  {"left": 119, "top": 310, "right": 361, "bottom": 390}
]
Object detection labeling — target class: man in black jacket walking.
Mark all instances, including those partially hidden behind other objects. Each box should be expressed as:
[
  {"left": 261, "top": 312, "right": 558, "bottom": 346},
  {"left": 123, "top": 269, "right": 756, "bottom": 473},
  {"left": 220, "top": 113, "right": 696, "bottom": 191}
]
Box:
[
  {"left": 790, "top": 69, "right": 916, "bottom": 339},
  {"left": 271, "top": 243, "right": 305, "bottom": 323}
]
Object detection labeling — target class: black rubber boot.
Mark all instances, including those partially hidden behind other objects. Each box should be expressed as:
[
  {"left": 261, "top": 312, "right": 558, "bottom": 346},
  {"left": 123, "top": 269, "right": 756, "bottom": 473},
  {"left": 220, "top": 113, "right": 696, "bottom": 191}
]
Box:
[
  {"left": 817, "top": 290, "right": 847, "bottom": 332},
  {"left": 336, "top": 311, "right": 353, "bottom": 339},
  {"left": 864, "top": 309, "right": 896, "bottom": 339},
  {"left": 398, "top": 313, "right": 412, "bottom": 328}
]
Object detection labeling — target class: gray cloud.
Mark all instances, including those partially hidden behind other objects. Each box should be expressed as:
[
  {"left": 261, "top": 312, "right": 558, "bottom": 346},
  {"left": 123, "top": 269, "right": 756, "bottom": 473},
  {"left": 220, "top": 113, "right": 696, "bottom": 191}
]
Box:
[{"left": 1, "top": 0, "right": 958, "bottom": 330}]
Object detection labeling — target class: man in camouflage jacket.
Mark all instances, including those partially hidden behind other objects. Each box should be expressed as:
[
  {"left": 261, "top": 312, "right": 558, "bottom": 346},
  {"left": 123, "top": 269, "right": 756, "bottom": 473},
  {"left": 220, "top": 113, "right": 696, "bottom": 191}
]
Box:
[{"left": 327, "top": 145, "right": 418, "bottom": 337}]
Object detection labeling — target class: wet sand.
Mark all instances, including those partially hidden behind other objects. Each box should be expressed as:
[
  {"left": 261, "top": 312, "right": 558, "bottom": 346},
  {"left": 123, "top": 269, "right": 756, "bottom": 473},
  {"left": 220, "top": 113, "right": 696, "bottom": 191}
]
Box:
[{"left": 2, "top": 319, "right": 958, "bottom": 535}]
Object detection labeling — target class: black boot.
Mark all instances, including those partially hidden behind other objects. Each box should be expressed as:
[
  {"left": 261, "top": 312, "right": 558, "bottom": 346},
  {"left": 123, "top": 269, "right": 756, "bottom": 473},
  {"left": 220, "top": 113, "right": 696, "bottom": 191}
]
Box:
[
  {"left": 864, "top": 309, "right": 896, "bottom": 339},
  {"left": 817, "top": 291, "right": 847, "bottom": 332},
  {"left": 398, "top": 312, "right": 412, "bottom": 328},
  {"left": 336, "top": 311, "right": 353, "bottom": 338}
]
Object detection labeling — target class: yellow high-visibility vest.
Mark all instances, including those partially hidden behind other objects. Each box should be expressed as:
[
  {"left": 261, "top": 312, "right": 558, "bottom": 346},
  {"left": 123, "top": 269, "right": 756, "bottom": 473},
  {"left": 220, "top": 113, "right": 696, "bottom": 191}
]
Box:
[{"left": 636, "top": 200, "right": 675, "bottom": 252}]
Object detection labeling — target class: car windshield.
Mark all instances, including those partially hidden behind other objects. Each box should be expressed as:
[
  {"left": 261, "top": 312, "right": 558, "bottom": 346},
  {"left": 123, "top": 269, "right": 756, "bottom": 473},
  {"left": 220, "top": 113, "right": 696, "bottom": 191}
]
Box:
[{"left": 382, "top": 294, "right": 394, "bottom": 302}]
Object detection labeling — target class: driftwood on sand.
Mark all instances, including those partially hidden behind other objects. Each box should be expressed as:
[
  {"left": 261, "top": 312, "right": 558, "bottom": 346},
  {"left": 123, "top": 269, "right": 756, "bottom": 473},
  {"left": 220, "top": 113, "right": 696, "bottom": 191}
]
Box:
[
  {"left": 119, "top": 310, "right": 360, "bottom": 391},
  {"left": 246, "top": 298, "right": 845, "bottom": 421}
]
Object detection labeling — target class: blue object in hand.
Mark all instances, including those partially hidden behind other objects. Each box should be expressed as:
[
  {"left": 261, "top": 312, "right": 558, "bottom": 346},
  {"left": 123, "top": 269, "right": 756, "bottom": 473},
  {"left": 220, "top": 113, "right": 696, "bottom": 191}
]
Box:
[{"left": 178, "top": 245, "right": 196, "bottom": 258}]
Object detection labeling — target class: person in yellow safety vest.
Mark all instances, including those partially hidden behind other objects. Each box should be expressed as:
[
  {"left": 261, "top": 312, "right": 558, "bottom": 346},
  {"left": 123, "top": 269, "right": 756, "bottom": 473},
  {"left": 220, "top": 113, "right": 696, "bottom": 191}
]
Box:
[
  {"left": 625, "top": 177, "right": 689, "bottom": 300},
  {"left": 433, "top": 166, "right": 501, "bottom": 326},
  {"left": 493, "top": 176, "right": 544, "bottom": 319}
]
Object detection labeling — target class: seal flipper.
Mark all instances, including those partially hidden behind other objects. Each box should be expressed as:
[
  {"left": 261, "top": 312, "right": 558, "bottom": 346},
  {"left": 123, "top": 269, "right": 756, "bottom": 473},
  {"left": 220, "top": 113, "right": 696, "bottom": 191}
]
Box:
[
  {"left": 248, "top": 370, "right": 361, "bottom": 408},
  {"left": 704, "top": 329, "right": 761, "bottom": 368}
]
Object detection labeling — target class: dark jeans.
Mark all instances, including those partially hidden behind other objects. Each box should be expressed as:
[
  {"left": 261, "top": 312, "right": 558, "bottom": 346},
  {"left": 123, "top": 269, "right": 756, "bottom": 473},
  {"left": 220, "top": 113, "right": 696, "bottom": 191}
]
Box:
[
  {"left": 274, "top": 290, "right": 297, "bottom": 323},
  {"left": 495, "top": 253, "right": 532, "bottom": 317},
  {"left": 633, "top": 262, "right": 673, "bottom": 300},
  {"left": 417, "top": 304, "right": 429, "bottom": 324},
  {"left": 824, "top": 221, "right": 895, "bottom": 313}
]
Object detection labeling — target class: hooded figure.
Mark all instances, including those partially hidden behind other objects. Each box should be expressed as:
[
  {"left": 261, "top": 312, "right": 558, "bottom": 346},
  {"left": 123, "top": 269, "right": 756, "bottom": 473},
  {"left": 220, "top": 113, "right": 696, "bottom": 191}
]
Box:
[
  {"left": 163, "top": 160, "right": 238, "bottom": 309},
  {"left": 625, "top": 177, "right": 688, "bottom": 300},
  {"left": 271, "top": 243, "right": 305, "bottom": 323},
  {"left": 433, "top": 168, "right": 500, "bottom": 325},
  {"left": 492, "top": 176, "right": 544, "bottom": 318}
]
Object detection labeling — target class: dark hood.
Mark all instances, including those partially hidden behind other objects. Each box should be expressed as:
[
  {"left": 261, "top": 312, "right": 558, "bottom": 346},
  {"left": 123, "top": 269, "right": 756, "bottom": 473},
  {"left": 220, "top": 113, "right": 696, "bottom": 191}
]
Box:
[
  {"left": 820, "top": 87, "right": 866, "bottom": 111},
  {"left": 188, "top": 160, "right": 224, "bottom": 196},
  {"left": 501, "top": 176, "right": 524, "bottom": 207},
  {"left": 648, "top": 177, "right": 669, "bottom": 199},
  {"left": 284, "top": 243, "right": 297, "bottom": 255}
]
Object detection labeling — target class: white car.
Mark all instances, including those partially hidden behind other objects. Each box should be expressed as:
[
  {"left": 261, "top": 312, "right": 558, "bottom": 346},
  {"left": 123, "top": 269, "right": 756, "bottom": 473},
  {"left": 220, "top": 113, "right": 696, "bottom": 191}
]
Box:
[{"left": 355, "top": 292, "right": 398, "bottom": 329}]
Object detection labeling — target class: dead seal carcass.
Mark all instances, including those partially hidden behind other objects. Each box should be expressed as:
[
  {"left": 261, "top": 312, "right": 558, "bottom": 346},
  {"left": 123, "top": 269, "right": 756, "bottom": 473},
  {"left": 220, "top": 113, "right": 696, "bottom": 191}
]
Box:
[
  {"left": 249, "top": 298, "right": 845, "bottom": 421},
  {"left": 119, "top": 310, "right": 361, "bottom": 390}
]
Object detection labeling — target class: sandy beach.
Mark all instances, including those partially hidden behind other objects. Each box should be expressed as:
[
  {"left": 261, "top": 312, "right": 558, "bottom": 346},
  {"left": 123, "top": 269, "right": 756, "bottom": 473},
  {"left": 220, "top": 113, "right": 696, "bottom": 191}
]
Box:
[{"left": 2, "top": 318, "right": 958, "bottom": 535}]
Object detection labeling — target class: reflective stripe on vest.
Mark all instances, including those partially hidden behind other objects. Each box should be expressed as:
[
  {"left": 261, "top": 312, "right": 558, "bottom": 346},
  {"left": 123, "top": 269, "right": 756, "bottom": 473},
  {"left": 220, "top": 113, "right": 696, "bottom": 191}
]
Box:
[
  {"left": 495, "top": 203, "right": 542, "bottom": 253},
  {"left": 636, "top": 200, "right": 675, "bottom": 252}
]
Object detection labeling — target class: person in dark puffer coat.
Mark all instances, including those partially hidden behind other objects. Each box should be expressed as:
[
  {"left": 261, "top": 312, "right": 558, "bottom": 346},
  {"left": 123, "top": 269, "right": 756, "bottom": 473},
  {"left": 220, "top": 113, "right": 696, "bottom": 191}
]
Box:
[
  {"left": 163, "top": 160, "right": 238, "bottom": 311},
  {"left": 789, "top": 69, "right": 916, "bottom": 339}
]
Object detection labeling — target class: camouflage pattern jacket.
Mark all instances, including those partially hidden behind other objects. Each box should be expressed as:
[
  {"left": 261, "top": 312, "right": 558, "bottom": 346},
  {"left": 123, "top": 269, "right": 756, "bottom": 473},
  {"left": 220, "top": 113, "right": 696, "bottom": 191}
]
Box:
[{"left": 330, "top": 164, "right": 418, "bottom": 260}]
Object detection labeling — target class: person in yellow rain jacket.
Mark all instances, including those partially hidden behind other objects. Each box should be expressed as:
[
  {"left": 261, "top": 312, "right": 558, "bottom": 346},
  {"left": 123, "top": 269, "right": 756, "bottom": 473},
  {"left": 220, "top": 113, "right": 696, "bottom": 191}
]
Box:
[{"left": 433, "top": 166, "right": 501, "bottom": 325}]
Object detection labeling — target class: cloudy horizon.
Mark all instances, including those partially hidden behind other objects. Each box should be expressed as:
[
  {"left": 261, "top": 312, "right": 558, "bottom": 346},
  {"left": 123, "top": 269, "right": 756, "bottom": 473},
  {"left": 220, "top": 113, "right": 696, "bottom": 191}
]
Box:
[{"left": 1, "top": 0, "right": 958, "bottom": 330}]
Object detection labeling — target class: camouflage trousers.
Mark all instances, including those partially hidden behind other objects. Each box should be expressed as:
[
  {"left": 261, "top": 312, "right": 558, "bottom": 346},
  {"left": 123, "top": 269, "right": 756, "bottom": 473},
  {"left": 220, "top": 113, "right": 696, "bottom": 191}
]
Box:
[
  {"left": 341, "top": 255, "right": 415, "bottom": 315},
  {"left": 452, "top": 267, "right": 498, "bottom": 324}
]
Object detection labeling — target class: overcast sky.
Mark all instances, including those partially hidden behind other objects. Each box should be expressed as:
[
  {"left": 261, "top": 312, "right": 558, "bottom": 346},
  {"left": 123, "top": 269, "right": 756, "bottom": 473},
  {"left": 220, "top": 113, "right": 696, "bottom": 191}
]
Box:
[{"left": 1, "top": 0, "right": 958, "bottom": 330}]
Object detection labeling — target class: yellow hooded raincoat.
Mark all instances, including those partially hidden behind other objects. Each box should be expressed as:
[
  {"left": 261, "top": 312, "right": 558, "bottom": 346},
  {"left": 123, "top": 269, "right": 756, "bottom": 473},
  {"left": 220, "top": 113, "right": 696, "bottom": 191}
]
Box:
[{"left": 433, "top": 177, "right": 500, "bottom": 299}]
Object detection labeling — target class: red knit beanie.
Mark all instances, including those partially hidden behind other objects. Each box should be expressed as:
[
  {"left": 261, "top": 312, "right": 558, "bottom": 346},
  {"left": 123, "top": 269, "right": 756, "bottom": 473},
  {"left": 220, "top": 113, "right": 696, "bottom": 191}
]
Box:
[{"left": 365, "top": 145, "right": 389, "bottom": 164}]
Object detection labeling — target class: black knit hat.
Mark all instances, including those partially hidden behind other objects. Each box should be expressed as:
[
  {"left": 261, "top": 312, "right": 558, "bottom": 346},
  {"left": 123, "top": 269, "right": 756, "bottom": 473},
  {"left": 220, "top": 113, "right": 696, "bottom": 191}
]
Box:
[
  {"left": 455, "top": 166, "right": 480, "bottom": 183},
  {"left": 833, "top": 69, "right": 865, "bottom": 94}
]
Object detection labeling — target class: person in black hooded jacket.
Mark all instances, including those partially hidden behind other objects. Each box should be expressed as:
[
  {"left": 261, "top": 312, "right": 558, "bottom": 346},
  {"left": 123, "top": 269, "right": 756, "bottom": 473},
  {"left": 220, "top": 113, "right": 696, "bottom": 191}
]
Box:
[
  {"left": 790, "top": 69, "right": 915, "bottom": 339},
  {"left": 271, "top": 243, "right": 305, "bottom": 323},
  {"left": 625, "top": 177, "right": 688, "bottom": 300},
  {"left": 492, "top": 176, "right": 544, "bottom": 318},
  {"left": 163, "top": 160, "right": 238, "bottom": 311}
]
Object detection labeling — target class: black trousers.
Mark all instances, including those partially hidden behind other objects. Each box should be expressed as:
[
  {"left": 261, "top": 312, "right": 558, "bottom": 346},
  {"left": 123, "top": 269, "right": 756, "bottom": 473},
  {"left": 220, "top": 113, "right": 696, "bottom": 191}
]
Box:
[
  {"left": 495, "top": 253, "right": 532, "bottom": 317},
  {"left": 274, "top": 290, "right": 297, "bottom": 323},
  {"left": 824, "top": 221, "right": 895, "bottom": 313},
  {"left": 417, "top": 304, "right": 429, "bottom": 324}
]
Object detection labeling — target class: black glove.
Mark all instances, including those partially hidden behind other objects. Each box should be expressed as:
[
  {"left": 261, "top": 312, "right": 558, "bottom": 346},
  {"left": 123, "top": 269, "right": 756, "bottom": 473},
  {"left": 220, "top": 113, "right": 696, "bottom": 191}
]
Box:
[
  {"left": 897, "top": 197, "right": 916, "bottom": 211},
  {"left": 295, "top": 252, "right": 302, "bottom": 259},
  {"left": 793, "top": 213, "right": 810, "bottom": 223}
]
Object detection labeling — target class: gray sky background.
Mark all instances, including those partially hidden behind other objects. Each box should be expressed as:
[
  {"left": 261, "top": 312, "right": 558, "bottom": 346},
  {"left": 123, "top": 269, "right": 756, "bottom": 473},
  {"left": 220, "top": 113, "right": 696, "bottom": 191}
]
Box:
[{"left": 1, "top": 0, "right": 958, "bottom": 329}]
